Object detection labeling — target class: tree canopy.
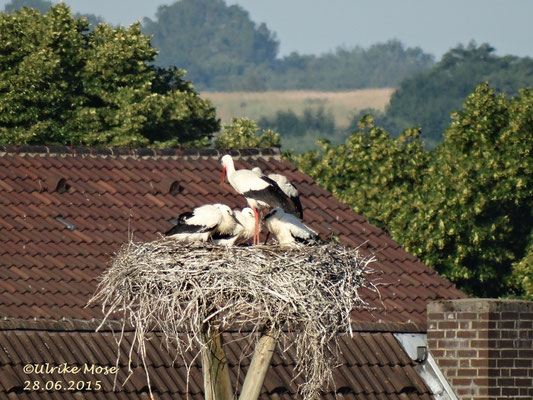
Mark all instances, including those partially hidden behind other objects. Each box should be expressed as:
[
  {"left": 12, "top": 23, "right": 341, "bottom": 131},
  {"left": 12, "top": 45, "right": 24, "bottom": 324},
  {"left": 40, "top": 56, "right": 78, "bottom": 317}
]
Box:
[
  {"left": 267, "top": 40, "right": 434, "bottom": 91},
  {"left": 143, "top": 0, "right": 279, "bottom": 90},
  {"left": 382, "top": 42, "right": 533, "bottom": 147},
  {"left": 0, "top": 4, "right": 219, "bottom": 147},
  {"left": 296, "top": 83, "right": 533, "bottom": 299},
  {"left": 214, "top": 118, "right": 280, "bottom": 149}
]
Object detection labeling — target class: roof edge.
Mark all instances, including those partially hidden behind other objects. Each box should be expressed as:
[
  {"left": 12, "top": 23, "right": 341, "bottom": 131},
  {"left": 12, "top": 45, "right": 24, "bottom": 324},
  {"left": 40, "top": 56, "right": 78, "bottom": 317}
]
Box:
[
  {"left": 0, "top": 145, "right": 282, "bottom": 160},
  {"left": 0, "top": 318, "right": 426, "bottom": 333}
]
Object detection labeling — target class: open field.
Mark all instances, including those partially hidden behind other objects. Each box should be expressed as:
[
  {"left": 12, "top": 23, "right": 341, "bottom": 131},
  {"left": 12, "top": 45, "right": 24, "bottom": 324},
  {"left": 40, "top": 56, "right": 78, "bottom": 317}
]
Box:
[{"left": 202, "top": 88, "right": 395, "bottom": 128}]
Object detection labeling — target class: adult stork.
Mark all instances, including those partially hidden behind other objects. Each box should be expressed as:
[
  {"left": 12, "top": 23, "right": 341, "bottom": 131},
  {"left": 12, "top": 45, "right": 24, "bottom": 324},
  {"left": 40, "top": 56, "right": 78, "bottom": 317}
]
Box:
[
  {"left": 165, "top": 204, "right": 237, "bottom": 242},
  {"left": 212, "top": 207, "right": 256, "bottom": 246},
  {"left": 252, "top": 167, "right": 303, "bottom": 218},
  {"left": 220, "top": 154, "right": 300, "bottom": 244},
  {"left": 265, "top": 207, "right": 319, "bottom": 247}
]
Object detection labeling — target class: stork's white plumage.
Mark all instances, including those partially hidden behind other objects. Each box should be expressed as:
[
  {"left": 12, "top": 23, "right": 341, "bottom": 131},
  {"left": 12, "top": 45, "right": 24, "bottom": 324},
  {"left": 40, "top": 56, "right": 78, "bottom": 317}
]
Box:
[
  {"left": 212, "top": 207, "right": 256, "bottom": 246},
  {"left": 165, "top": 204, "right": 236, "bottom": 242},
  {"left": 265, "top": 207, "right": 319, "bottom": 247},
  {"left": 221, "top": 155, "right": 299, "bottom": 244},
  {"left": 252, "top": 167, "right": 303, "bottom": 218}
]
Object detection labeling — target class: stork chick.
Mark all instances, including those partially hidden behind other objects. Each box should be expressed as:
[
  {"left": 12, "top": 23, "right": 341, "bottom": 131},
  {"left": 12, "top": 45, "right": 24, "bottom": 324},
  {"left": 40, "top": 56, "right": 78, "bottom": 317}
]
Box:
[
  {"left": 212, "top": 207, "right": 256, "bottom": 246},
  {"left": 265, "top": 207, "right": 319, "bottom": 247},
  {"left": 165, "top": 204, "right": 236, "bottom": 243}
]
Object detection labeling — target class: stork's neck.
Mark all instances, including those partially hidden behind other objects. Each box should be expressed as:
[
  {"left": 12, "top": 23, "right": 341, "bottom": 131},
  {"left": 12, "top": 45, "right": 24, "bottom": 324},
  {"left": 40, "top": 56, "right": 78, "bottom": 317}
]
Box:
[
  {"left": 223, "top": 159, "right": 237, "bottom": 183},
  {"left": 224, "top": 159, "right": 236, "bottom": 175}
]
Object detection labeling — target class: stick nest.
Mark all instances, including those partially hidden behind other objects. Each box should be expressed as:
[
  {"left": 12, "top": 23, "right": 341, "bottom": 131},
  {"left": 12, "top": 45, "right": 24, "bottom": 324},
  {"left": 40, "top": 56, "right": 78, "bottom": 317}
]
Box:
[{"left": 89, "top": 239, "right": 379, "bottom": 399}]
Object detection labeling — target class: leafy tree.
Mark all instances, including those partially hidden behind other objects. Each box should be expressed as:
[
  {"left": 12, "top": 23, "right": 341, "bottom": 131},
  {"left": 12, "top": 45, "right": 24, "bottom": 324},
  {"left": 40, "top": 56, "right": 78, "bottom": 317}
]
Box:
[
  {"left": 389, "top": 84, "right": 532, "bottom": 297},
  {"left": 296, "top": 84, "right": 532, "bottom": 298},
  {"left": 143, "top": 0, "right": 279, "bottom": 90},
  {"left": 257, "top": 106, "right": 351, "bottom": 153},
  {"left": 259, "top": 107, "right": 335, "bottom": 137},
  {"left": 214, "top": 118, "right": 280, "bottom": 149},
  {"left": 385, "top": 42, "right": 533, "bottom": 147},
  {"left": 0, "top": 4, "right": 219, "bottom": 147},
  {"left": 295, "top": 116, "right": 429, "bottom": 231},
  {"left": 511, "top": 232, "right": 533, "bottom": 300}
]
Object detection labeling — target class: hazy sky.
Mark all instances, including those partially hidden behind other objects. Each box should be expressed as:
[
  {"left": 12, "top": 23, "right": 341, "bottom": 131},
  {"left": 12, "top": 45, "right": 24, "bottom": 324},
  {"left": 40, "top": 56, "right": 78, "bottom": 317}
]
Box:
[{"left": 2, "top": 0, "right": 532, "bottom": 59}]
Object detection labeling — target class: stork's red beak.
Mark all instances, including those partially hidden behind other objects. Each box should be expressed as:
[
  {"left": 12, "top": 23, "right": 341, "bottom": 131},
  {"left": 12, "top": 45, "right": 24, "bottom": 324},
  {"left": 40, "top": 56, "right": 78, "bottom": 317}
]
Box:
[{"left": 220, "top": 166, "right": 227, "bottom": 185}]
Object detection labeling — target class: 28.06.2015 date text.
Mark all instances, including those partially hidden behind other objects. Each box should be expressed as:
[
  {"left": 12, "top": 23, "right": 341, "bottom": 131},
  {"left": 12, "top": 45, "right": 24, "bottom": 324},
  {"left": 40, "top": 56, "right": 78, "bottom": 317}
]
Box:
[{"left": 24, "top": 380, "right": 102, "bottom": 391}]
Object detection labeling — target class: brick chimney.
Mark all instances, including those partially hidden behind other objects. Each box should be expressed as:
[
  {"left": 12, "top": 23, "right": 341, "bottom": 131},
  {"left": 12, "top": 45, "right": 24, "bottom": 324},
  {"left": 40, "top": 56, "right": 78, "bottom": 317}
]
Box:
[{"left": 427, "top": 299, "right": 533, "bottom": 400}]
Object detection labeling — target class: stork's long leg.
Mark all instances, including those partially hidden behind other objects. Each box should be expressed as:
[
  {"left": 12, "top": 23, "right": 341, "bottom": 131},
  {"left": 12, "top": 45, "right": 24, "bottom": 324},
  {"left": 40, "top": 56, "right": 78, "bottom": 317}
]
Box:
[{"left": 253, "top": 207, "right": 260, "bottom": 245}]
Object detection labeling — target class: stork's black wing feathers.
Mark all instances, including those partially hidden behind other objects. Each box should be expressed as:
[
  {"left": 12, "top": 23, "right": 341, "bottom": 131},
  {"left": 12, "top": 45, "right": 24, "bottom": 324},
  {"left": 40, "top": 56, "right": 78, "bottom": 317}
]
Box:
[
  {"left": 165, "top": 211, "right": 210, "bottom": 236},
  {"left": 211, "top": 232, "right": 235, "bottom": 241},
  {"left": 291, "top": 194, "right": 303, "bottom": 219},
  {"left": 291, "top": 230, "right": 319, "bottom": 245},
  {"left": 244, "top": 176, "right": 302, "bottom": 217},
  {"left": 178, "top": 211, "right": 194, "bottom": 224},
  {"left": 165, "top": 223, "right": 210, "bottom": 236}
]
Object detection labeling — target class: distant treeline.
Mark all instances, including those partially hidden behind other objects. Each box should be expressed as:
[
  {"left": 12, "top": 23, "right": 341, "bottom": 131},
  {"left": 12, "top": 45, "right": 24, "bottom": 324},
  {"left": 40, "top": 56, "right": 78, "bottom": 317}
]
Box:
[
  {"left": 365, "top": 42, "right": 533, "bottom": 147},
  {"left": 260, "top": 43, "right": 533, "bottom": 149},
  {"left": 142, "top": 0, "right": 435, "bottom": 91}
]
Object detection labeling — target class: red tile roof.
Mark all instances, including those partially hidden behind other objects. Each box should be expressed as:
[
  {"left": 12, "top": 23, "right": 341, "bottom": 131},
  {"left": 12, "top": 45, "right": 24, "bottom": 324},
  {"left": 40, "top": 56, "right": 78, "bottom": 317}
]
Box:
[
  {"left": 0, "top": 145, "right": 466, "bottom": 323},
  {"left": 0, "top": 318, "right": 432, "bottom": 399}
]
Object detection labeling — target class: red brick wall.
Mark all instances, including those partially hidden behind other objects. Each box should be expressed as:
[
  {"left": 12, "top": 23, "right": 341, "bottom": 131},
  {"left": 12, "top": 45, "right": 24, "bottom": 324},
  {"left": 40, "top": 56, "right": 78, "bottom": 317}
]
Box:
[{"left": 427, "top": 299, "right": 533, "bottom": 400}]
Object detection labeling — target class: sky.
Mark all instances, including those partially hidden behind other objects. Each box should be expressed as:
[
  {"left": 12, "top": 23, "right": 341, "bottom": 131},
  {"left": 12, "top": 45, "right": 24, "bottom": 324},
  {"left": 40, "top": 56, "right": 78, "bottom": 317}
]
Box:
[{"left": 2, "top": 0, "right": 532, "bottom": 60}]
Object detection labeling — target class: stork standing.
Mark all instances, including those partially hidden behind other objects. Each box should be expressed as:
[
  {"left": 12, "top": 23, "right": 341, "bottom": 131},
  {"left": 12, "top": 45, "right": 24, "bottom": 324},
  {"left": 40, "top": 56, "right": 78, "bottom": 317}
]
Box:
[
  {"left": 165, "top": 204, "right": 236, "bottom": 242},
  {"left": 212, "top": 207, "right": 256, "bottom": 246},
  {"left": 265, "top": 207, "right": 319, "bottom": 247},
  {"left": 252, "top": 167, "right": 303, "bottom": 218},
  {"left": 220, "top": 155, "right": 300, "bottom": 244}
]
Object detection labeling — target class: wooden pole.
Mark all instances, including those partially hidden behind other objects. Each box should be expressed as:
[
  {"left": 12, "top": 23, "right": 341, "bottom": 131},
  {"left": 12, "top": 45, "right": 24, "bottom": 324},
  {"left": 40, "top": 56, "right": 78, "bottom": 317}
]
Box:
[
  {"left": 238, "top": 328, "right": 278, "bottom": 400},
  {"left": 201, "top": 325, "right": 234, "bottom": 400}
]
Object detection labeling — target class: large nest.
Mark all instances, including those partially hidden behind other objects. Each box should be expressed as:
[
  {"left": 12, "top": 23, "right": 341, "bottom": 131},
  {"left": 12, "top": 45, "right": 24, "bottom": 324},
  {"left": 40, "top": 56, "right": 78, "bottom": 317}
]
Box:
[{"left": 89, "top": 239, "right": 379, "bottom": 399}]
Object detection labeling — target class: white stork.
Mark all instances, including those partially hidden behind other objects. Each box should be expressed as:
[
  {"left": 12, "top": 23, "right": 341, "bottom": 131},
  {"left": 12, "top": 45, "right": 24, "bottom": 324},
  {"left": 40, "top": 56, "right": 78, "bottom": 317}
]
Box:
[
  {"left": 220, "top": 154, "right": 300, "bottom": 244},
  {"left": 265, "top": 207, "right": 319, "bottom": 247},
  {"left": 212, "top": 207, "right": 256, "bottom": 246},
  {"left": 252, "top": 167, "right": 303, "bottom": 218},
  {"left": 165, "top": 204, "right": 236, "bottom": 242}
]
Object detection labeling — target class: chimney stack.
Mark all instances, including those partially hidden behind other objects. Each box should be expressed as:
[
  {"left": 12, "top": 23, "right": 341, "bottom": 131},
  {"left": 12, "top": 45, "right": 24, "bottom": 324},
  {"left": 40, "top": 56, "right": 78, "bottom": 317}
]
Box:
[{"left": 427, "top": 299, "right": 533, "bottom": 400}]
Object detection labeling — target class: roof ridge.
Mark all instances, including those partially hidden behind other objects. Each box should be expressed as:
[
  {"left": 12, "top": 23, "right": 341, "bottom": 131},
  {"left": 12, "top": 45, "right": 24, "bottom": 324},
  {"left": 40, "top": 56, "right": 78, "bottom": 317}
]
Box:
[
  {"left": 0, "top": 317, "right": 427, "bottom": 333},
  {"left": 0, "top": 145, "right": 282, "bottom": 160}
]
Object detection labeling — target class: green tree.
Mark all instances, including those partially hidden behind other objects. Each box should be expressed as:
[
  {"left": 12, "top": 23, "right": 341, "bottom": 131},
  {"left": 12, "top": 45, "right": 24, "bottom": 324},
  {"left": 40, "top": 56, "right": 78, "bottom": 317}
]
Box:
[
  {"left": 296, "top": 84, "right": 532, "bottom": 298},
  {"left": 511, "top": 232, "right": 533, "bottom": 300},
  {"left": 0, "top": 4, "right": 219, "bottom": 147},
  {"left": 385, "top": 42, "right": 533, "bottom": 147},
  {"left": 143, "top": 0, "right": 279, "bottom": 90},
  {"left": 391, "top": 83, "right": 533, "bottom": 297},
  {"left": 214, "top": 118, "right": 280, "bottom": 149},
  {"left": 295, "top": 116, "right": 429, "bottom": 231}
]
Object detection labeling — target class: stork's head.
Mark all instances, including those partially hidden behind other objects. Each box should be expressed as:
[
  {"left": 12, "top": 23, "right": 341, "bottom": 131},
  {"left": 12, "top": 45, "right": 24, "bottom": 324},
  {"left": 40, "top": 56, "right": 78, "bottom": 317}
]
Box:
[
  {"left": 214, "top": 204, "right": 240, "bottom": 233},
  {"left": 241, "top": 207, "right": 255, "bottom": 219},
  {"left": 220, "top": 154, "right": 232, "bottom": 184}
]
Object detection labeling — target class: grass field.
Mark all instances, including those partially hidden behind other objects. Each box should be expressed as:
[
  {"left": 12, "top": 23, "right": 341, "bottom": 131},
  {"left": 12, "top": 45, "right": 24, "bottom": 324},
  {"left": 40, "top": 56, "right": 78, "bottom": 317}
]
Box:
[{"left": 202, "top": 88, "right": 394, "bottom": 129}]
